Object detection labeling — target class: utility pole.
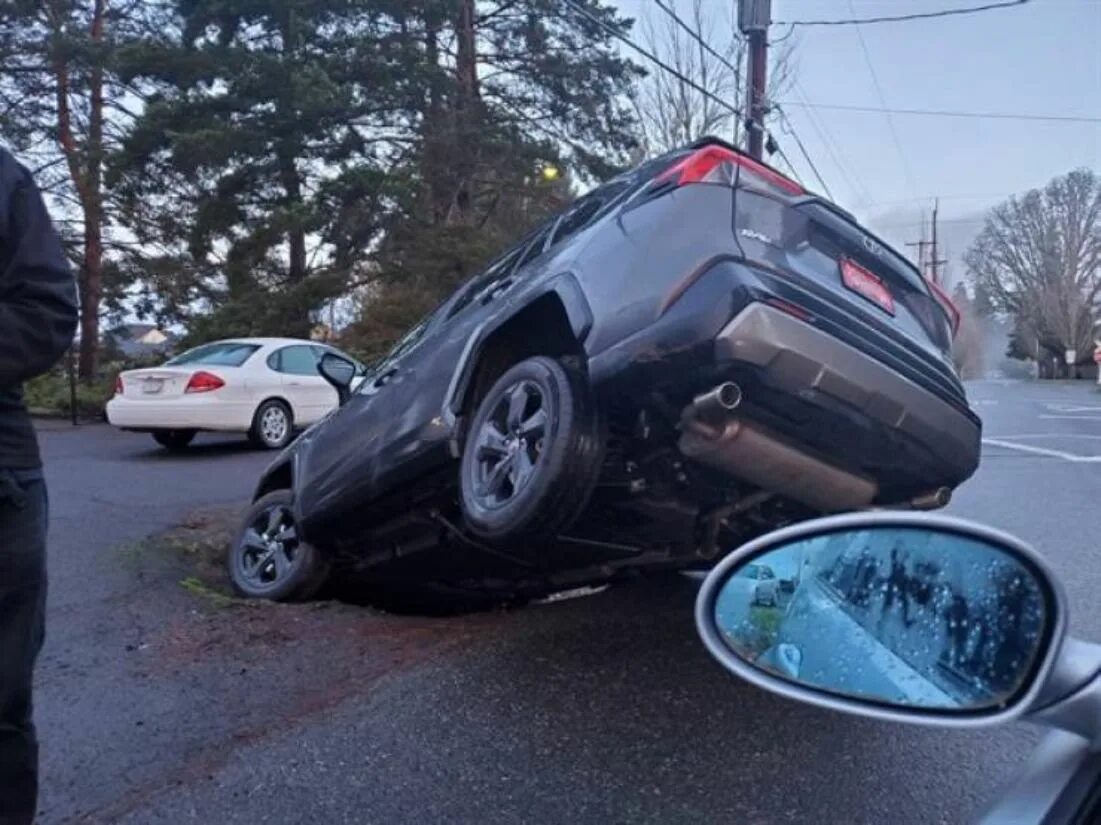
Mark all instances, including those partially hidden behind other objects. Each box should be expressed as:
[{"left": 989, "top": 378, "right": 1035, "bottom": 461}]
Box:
[
  {"left": 738, "top": 0, "right": 771, "bottom": 159},
  {"left": 907, "top": 203, "right": 947, "bottom": 283},
  {"left": 928, "top": 198, "right": 947, "bottom": 285}
]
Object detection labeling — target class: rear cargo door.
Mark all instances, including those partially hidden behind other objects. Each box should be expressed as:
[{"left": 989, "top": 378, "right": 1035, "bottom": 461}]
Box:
[{"left": 735, "top": 191, "right": 954, "bottom": 360}]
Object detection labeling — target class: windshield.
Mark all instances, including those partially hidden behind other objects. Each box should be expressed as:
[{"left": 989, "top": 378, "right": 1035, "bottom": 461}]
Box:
[{"left": 165, "top": 342, "right": 259, "bottom": 367}]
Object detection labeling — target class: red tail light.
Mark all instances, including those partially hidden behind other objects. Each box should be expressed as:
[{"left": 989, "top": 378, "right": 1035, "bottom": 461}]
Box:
[
  {"left": 657, "top": 145, "right": 804, "bottom": 196},
  {"left": 927, "top": 279, "right": 962, "bottom": 337},
  {"left": 185, "top": 371, "right": 225, "bottom": 393},
  {"left": 115, "top": 375, "right": 124, "bottom": 396}
]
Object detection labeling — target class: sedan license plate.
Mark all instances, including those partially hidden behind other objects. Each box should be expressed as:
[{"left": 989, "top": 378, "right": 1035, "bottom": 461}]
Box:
[
  {"left": 840, "top": 257, "right": 895, "bottom": 316},
  {"left": 142, "top": 378, "right": 164, "bottom": 394}
]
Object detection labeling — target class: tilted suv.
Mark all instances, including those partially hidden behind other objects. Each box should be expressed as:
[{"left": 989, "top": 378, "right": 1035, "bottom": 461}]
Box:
[{"left": 228, "top": 137, "right": 981, "bottom": 609}]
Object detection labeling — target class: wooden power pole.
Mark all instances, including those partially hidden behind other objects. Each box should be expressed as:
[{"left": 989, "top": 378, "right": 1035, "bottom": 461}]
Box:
[{"left": 739, "top": 0, "right": 771, "bottom": 159}]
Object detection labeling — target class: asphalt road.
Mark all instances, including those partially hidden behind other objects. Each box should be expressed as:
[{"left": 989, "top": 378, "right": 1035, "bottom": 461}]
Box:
[{"left": 30, "top": 379, "right": 1101, "bottom": 824}]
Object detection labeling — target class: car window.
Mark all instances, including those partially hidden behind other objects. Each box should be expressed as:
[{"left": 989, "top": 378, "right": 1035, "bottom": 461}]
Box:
[
  {"left": 165, "top": 341, "right": 260, "bottom": 367},
  {"left": 547, "top": 177, "right": 633, "bottom": 249},
  {"left": 272, "top": 345, "right": 320, "bottom": 376}
]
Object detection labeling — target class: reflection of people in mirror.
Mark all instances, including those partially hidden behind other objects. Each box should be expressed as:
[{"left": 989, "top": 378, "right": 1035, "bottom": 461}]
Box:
[
  {"left": 882, "top": 547, "right": 913, "bottom": 627},
  {"left": 944, "top": 591, "right": 970, "bottom": 668}
]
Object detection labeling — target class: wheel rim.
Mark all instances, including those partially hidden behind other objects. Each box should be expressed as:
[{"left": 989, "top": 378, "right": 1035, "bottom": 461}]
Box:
[
  {"left": 472, "top": 379, "right": 549, "bottom": 509},
  {"left": 238, "top": 505, "right": 300, "bottom": 590},
  {"left": 260, "top": 406, "right": 288, "bottom": 445}
]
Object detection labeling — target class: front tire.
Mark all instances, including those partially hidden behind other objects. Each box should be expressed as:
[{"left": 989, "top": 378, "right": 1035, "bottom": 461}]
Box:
[
  {"left": 459, "top": 355, "right": 603, "bottom": 543},
  {"left": 249, "top": 399, "right": 293, "bottom": 450},
  {"left": 229, "top": 490, "right": 329, "bottom": 601},
  {"left": 153, "top": 430, "right": 196, "bottom": 451}
]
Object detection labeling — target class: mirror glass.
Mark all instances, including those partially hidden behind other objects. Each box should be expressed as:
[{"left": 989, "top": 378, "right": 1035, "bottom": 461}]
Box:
[
  {"left": 713, "top": 527, "right": 1050, "bottom": 711},
  {"left": 319, "top": 352, "right": 356, "bottom": 388}
]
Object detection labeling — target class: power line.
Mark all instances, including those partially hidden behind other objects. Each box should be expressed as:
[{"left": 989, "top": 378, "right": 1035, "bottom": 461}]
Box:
[
  {"left": 770, "top": 143, "right": 806, "bottom": 189},
  {"left": 776, "top": 0, "right": 1028, "bottom": 27},
  {"left": 847, "top": 0, "right": 918, "bottom": 198},
  {"left": 776, "top": 100, "right": 1101, "bottom": 125},
  {"left": 790, "top": 78, "right": 874, "bottom": 206},
  {"left": 651, "top": 0, "right": 741, "bottom": 78},
  {"left": 775, "top": 107, "right": 834, "bottom": 200},
  {"left": 561, "top": 0, "right": 743, "bottom": 120}
]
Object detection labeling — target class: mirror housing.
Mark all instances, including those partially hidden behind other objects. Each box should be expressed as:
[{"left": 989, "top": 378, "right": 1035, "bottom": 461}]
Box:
[
  {"left": 318, "top": 352, "right": 358, "bottom": 406},
  {"left": 696, "top": 512, "right": 1067, "bottom": 728}
]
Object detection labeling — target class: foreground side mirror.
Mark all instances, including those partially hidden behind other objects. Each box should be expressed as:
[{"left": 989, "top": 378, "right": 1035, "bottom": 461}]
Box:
[
  {"left": 696, "top": 512, "right": 1067, "bottom": 727},
  {"left": 318, "top": 352, "right": 357, "bottom": 406}
]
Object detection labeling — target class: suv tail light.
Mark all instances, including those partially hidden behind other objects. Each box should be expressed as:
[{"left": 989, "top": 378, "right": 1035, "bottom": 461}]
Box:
[
  {"left": 185, "top": 371, "right": 225, "bottom": 394},
  {"left": 656, "top": 145, "right": 804, "bottom": 197},
  {"left": 115, "top": 375, "right": 124, "bottom": 396},
  {"left": 926, "top": 279, "right": 962, "bottom": 337}
]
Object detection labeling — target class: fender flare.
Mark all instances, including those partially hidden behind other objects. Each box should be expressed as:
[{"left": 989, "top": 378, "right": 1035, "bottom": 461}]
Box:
[{"left": 442, "top": 272, "right": 594, "bottom": 427}]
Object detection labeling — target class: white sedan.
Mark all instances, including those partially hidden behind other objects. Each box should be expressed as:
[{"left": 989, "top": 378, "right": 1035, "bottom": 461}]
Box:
[{"left": 105, "top": 337, "right": 364, "bottom": 450}]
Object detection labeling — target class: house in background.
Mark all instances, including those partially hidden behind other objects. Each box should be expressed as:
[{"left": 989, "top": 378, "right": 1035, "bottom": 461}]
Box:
[{"left": 103, "top": 323, "right": 178, "bottom": 360}]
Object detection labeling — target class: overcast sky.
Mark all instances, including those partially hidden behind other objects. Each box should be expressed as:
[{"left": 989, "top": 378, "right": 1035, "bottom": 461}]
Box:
[{"left": 611, "top": 0, "right": 1100, "bottom": 281}]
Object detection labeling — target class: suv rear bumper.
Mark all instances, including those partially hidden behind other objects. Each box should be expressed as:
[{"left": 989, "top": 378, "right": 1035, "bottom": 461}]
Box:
[{"left": 715, "top": 302, "right": 980, "bottom": 482}]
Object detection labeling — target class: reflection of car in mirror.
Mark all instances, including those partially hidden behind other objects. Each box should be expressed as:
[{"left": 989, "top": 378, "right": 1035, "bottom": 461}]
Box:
[{"left": 229, "top": 138, "right": 980, "bottom": 608}]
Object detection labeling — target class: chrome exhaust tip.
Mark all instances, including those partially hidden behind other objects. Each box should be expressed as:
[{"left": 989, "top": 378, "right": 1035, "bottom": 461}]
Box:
[
  {"left": 908, "top": 487, "right": 952, "bottom": 511},
  {"left": 691, "top": 382, "right": 742, "bottom": 416}
]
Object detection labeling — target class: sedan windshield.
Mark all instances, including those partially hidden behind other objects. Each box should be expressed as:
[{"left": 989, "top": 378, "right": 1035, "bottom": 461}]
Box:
[{"left": 165, "top": 342, "right": 259, "bottom": 367}]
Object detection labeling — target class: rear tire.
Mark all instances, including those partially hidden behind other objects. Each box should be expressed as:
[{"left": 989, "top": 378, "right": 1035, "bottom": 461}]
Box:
[
  {"left": 153, "top": 430, "right": 196, "bottom": 451},
  {"left": 249, "top": 400, "right": 293, "bottom": 450},
  {"left": 229, "top": 490, "right": 329, "bottom": 602},
  {"left": 459, "top": 355, "right": 603, "bottom": 543}
]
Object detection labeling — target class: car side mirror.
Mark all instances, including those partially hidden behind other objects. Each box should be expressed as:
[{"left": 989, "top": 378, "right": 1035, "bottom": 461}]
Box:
[
  {"left": 318, "top": 352, "right": 357, "bottom": 406},
  {"left": 696, "top": 513, "right": 1066, "bottom": 727}
]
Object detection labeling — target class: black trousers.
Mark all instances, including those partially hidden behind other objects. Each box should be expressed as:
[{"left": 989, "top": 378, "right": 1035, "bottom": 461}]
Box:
[{"left": 0, "top": 471, "right": 46, "bottom": 825}]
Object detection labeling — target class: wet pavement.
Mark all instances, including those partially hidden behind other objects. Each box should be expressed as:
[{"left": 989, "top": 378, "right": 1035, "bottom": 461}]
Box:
[{"left": 31, "top": 380, "right": 1101, "bottom": 823}]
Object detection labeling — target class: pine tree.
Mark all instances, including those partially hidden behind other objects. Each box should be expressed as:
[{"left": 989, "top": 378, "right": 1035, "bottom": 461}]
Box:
[
  {"left": 111, "top": 0, "right": 409, "bottom": 340},
  {"left": 0, "top": 0, "right": 149, "bottom": 377}
]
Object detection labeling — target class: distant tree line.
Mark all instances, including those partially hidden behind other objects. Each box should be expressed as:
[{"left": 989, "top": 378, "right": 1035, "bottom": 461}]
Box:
[{"left": 966, "top": 169, "right": 1101, "bottom": 378}]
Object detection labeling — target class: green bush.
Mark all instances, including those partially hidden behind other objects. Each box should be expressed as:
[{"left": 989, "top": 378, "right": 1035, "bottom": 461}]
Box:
[{"left": 23, "top": 358, "right": 143, "bottom": 419}]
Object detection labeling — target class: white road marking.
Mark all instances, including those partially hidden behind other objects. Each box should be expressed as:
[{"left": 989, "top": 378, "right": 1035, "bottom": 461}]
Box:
[
  {"left": 995, "top": 434, "right": 1101, "bottom": 441},
  {"left": 982, "top": 438, "right": 1101, "bottom": 462},
  {"left": 1045, "top": 404, "right": 1101, "bottom": 413},
  {"left": 1039, "top": 415, "right": 1101, "bottom": 421}
]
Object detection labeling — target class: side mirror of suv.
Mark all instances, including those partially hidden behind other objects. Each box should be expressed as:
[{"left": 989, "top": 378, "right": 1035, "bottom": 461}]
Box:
[{"left": 318, "top": 352, "right": 357, "bottom": 406}]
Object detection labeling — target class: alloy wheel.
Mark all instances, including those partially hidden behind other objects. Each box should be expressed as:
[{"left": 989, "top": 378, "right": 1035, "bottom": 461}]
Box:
[
  {"left": 472, "top": 380, "right": 548, "bottom": 509},
  {"left": 260, "top": 405, "right": 289, "bottom": 446},
  {"left": 239, "top": 505, "right": 301, "bottom": 588}
]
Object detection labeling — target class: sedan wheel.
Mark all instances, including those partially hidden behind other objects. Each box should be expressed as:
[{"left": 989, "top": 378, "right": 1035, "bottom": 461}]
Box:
[
  {"left": 229, "top": 490, "right": 328, "bottom": 601},
  {"left": 249, "top": 400, "right": 293, "bottom": 450}
]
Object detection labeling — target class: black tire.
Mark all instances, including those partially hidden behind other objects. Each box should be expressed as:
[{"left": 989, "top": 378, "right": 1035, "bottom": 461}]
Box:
[
  {"left": 249, "top": 399, "right": 294, "bottom": 450},
  {"left": 459, "top": 355, "right": 603, "bottom": 543},
  {"left": 153, "top": 430, "right": 196, "bottom": 451},
  {"left": 228, "top": 490, "right": 329, "bottom": 601}
]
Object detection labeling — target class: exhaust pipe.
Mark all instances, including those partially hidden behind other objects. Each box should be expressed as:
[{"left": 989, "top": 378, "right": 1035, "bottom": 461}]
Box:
[
  {"left": 906, "top": 487, "right": 952, "bottom": 511},
  {"left": 679, "top": 384, "right": 878, "bottom": 512}
]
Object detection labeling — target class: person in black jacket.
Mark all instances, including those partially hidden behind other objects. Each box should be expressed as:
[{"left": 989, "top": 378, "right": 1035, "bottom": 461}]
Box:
[{"left": 0, "top": 146, "right": 78, "bottom": 825}]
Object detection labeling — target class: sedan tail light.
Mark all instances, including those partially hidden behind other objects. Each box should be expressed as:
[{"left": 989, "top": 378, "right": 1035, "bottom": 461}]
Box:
[
  {"left": 656, "top": 144, "right": 804, "bottom": 197},
  {"left": 185, "top": 371, "right": 225, "bottom": 394},
  {"left": 115, "top": 375, "right": 124, "bottom": 396},
  {"left": 926, "top": 279, "right": 962, "bottom": 337}
]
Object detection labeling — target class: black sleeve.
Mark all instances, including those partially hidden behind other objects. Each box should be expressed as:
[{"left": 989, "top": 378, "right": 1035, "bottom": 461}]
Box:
[{"left": 0, "top": 150, "right": 78, "bottom": 388}]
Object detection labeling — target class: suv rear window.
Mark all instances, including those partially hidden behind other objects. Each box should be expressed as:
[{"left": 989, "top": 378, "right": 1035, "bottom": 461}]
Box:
[{"left": 166, "top": 342, "right": 259, "bottom": 367}]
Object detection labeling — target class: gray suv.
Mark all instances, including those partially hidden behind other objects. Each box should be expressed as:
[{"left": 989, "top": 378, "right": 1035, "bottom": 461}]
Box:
[{"left": 229, "top": 136, "right": 981, "bottom": 610}]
